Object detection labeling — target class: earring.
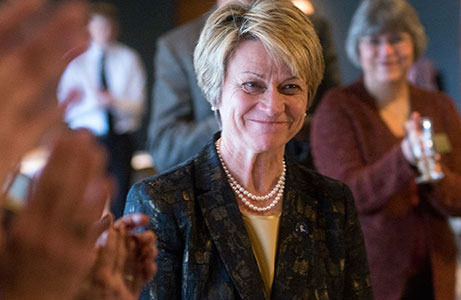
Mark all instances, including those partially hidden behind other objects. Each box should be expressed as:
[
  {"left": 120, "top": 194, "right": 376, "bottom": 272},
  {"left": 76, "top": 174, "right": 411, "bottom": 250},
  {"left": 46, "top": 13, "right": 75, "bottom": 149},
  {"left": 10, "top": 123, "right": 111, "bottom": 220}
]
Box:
[{"left": 211, "top": 106, "right": 218, "bottom": 111}]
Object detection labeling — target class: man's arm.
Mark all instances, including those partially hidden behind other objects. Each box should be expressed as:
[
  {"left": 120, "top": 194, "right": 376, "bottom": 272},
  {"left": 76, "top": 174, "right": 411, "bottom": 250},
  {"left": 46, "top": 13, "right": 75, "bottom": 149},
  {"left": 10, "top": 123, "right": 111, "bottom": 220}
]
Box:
[{"left": 148, "top": 35, "right": 219, "bottom": 172}]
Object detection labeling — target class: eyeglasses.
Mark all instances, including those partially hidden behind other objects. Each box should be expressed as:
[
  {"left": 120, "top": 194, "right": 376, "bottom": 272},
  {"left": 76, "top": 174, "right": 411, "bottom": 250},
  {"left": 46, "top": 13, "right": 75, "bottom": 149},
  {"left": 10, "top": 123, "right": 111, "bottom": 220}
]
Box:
[{"left": 360, "top": 32, "right": 412, "bottom": 50}]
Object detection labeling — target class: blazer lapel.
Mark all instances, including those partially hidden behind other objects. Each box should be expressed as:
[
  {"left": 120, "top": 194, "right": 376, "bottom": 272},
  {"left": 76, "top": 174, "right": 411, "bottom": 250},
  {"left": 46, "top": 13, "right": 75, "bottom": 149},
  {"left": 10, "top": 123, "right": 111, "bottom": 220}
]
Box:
[
  {"left": 271, "top": 160, "right": 320, "bottom": 298},
  {"left": 195, "top": 137, "right": 268, "bottom": 300}
]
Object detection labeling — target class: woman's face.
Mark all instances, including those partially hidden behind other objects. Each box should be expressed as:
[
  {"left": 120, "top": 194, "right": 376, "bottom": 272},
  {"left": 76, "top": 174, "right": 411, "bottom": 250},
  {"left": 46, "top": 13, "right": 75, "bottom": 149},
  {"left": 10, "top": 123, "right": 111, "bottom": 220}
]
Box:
[
  {"left": 218, "top": 39, "right": 308, "bottom": 153},
  {"left": 358, "top": 31, "right": 414, "bottom": 85}
]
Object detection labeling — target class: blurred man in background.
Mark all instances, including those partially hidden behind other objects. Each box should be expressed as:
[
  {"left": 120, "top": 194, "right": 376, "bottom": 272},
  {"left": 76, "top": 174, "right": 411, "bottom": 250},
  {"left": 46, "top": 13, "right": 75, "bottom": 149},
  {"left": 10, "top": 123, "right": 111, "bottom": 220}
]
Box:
[{"left": 58, "top": 2, "right": 147, "bottom": 218}]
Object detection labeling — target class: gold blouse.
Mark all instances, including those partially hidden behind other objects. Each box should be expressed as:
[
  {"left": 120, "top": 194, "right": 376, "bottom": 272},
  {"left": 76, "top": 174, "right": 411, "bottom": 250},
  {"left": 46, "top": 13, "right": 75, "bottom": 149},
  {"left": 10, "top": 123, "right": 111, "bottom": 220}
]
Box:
[{"left": 242, "top": 213, "right": 281, "bottom": 296}]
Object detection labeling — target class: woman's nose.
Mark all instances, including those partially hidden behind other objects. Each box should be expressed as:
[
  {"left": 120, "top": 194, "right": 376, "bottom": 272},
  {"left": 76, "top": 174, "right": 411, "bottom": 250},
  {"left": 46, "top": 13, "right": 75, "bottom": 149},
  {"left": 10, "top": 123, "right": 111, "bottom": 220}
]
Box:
[
  {"left": 378, "top": 40, "right": 396, "bottom": 56},
  {"left": 260, "top": 88, "right": 285, "bottom": 115}
]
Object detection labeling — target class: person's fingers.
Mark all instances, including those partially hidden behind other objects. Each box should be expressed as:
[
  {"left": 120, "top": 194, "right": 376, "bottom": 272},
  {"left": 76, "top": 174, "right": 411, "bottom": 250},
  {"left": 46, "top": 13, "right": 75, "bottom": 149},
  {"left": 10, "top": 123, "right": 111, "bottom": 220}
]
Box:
[
  {"left": 132, "top": 232, "right": 157, "bottom": 274},
  {"left": 55, "top": 131, "right": 106, "bottom": 212},
  {"left": 134, "top": 231, "right": 157, "bottom": 256},
  {"left": 33, "top": 149, "right": 91, "bottom": 237},
  {"left": 142, "top": 255, "right": 158, "bottom": 281},
  {"left": 12, "top": 102, "right": 64, "bottom": 157},
  {"left": 114, "top": 213, "right": 149, "bottom": 231},
  {"left": 91, "top": 213, "right": 113, "bottom": 245},
  {"left": 0, "top": 0, "right": 47, "bottom": 55},
  {"left": 409, "top": 111, "right": 422, "bottom": 132},
  {"left": 93, "top": 227, "right": 117, "bottom": 276},
  {"left": 0, "top": 103, "right": 63, "bottom": 173},
  {"left": 114, "top": 225, "right": 128, "bottom": 274},
  {"left": 410, "top": 111, "right": 420, "bottom": 120},
  {"left": 27, "top": 133, "right": 76, "bottom": 212},
  {"left": 124, "top": 237, "right": 138, "bottom": 291},
  {"left": 0, "top": 1, "right": 87, "bottom": 154},
  {"left": 132, "top": 231, "right": 158, "bottom": 282},
  {"left": 29, "top": 131, "right": 103, "bottom": 225},
  {"left": 65, "top": 140, "right": 111, "bottom": 245},
  {"left": 0, "top": 1, "right": 89, "bottom": 115},
  {"left": 73, "top": 175, "right": 114, "bottom": 240},
  {"left": 60, "top": 88, "right": 84, "bottom": 111}
]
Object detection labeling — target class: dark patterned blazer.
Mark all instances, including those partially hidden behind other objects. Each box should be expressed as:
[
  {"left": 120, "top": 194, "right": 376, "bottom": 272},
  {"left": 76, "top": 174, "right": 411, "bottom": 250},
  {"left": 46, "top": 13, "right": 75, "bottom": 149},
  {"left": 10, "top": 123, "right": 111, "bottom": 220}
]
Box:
[{"left": 124, "top": 134, "right": 373, "bottom": 300}]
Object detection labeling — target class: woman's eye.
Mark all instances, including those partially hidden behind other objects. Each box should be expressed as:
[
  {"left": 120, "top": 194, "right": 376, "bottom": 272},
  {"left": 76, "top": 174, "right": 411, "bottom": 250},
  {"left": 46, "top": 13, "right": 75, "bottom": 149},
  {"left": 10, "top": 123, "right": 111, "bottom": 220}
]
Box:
[
  {"left": 363, "top": 36, "right": 379, "bottom": 45},
  {"left": 388, "top": 35, "right": 403, "bottom": 45},
  {"left": 242, "top": 82, "right": 265, "bottom": 94},
  {"left": 279, "top": 84, "right": 301, "bottom": 95},
  {"left": 369, "top": 39, "right": 379, "bottom": 45}
]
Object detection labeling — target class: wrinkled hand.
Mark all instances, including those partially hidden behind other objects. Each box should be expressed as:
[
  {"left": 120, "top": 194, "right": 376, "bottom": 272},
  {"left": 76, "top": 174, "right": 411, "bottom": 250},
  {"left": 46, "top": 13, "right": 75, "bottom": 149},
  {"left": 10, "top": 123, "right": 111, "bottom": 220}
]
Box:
[
  {"left": 0, "top": 130, "right": 113, "bottom": 300},
  {"left": 77, "top": 213, "right": 157, "bottom": 300},
  {"left": 0, "top": 0, "right": 89, "bottom": 191}
]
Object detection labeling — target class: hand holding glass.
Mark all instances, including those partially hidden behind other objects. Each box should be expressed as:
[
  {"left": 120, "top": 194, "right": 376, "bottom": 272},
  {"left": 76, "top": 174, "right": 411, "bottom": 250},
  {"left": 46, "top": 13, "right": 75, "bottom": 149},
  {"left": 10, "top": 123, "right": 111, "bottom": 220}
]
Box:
[{"left": 404, "top": 116, "right": 444, "bottom": 183}]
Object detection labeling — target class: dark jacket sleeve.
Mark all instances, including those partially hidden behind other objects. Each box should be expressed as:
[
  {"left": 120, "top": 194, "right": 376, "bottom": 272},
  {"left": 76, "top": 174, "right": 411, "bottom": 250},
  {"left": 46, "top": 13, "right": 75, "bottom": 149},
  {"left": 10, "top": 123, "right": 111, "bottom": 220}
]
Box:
[
  {"left": 341, "top": 183, "right": 374, "bottom": 299},
  {"left": 125, "top": 180, "right": 183, "bottom": 300}
]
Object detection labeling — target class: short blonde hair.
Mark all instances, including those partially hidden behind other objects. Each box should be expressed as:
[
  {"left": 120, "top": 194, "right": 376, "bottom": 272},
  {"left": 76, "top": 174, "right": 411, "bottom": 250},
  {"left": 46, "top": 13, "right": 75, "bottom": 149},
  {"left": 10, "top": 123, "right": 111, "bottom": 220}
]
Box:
[
  {"left": 346, "top": 0, "right": 427, "bottom": 67},
  {"left": 194, "top": 0, "right": 324, "bottom": 108}
]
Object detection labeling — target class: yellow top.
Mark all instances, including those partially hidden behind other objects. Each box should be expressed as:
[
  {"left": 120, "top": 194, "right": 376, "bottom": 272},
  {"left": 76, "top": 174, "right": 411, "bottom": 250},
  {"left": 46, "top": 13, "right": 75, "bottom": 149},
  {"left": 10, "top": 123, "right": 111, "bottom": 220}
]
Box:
[{"left": 242, "top": 213, "right": 281, "bottom": 296}]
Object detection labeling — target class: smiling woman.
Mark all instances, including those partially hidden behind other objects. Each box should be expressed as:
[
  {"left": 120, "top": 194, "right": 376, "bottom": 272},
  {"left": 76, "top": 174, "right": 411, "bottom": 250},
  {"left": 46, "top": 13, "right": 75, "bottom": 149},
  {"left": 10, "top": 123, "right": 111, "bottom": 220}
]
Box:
[
  {"left": 218, "top": 40, "right": 308, "bottom": 154},
  {"left": 311, "top": 0, "right": 461, "bottom": 299},
  {"left": 125, "top": 0, "right": 373, "bottom": 299},
  {"left": 358, "top": 32, "right": 415, "bottom": 87}
]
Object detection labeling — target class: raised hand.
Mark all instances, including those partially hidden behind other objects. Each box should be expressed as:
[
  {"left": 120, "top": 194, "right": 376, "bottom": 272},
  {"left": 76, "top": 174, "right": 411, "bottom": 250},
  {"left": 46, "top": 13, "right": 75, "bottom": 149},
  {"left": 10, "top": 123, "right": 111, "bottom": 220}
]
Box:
[
  {"left": 77, "top": 213, "right": 157, "bottom": 300},
  {"left": 0, "top": 130, "right": 113, "bottom": 300},
  {"left": 0, "top": 0, "right": 89, "bottom": 187}
]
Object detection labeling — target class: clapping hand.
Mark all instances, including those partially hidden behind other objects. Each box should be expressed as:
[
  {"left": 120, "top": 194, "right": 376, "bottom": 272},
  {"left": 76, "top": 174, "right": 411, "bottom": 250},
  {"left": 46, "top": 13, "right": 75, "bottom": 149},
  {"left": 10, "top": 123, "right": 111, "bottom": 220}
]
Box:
[
  {"left": 0, "top": 0, "right": 89, "bottom": 195},
  {"left": 77, "top": 213, "right": 158, "bottom": 300},
  {"left": 0, "top": 130, "right": 113, "bottom": 300}
]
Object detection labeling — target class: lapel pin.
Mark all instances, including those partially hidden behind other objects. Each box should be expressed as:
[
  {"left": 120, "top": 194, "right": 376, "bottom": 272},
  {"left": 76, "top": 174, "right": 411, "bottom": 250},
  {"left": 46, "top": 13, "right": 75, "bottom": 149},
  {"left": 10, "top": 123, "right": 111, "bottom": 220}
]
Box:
[{"left": 296, "top": 222, "right": 309, "bottom": 235}]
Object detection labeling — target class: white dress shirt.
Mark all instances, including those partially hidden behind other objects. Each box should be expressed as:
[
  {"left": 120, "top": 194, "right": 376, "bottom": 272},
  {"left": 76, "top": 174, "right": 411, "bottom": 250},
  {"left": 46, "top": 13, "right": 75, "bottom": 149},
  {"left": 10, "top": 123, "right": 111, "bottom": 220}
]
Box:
[{"left": 58, "top": 42, "right": 146, "bottom": 136}]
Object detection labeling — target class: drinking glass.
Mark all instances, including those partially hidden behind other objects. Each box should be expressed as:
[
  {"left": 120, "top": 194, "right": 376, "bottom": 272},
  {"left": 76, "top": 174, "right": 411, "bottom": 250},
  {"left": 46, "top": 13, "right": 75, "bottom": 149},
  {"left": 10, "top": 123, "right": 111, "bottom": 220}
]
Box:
[{"left": 404, "top": 117, "right": 444, "bottom": 183}]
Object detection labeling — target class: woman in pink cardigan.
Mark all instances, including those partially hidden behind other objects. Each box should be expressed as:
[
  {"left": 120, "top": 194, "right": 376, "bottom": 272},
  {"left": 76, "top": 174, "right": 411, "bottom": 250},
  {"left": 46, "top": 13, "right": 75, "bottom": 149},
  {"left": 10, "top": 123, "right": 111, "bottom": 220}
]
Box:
[{"left": 311, "top": 0, "right": 461, "bottom": 299}]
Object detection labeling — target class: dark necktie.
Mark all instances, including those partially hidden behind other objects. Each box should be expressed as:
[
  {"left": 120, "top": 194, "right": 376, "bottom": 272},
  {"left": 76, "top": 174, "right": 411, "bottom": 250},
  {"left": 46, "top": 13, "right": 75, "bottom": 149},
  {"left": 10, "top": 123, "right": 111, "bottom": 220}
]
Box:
[{"left": 100, "top": 52, "right": 114, "bottom": 136}]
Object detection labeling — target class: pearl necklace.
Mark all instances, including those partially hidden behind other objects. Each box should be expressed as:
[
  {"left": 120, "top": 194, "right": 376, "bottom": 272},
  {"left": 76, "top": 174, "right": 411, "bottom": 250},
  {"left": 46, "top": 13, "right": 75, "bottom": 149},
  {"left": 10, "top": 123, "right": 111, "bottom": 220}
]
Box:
[{"left": 215, "top": 140, "right": 286, "bottom": 212}]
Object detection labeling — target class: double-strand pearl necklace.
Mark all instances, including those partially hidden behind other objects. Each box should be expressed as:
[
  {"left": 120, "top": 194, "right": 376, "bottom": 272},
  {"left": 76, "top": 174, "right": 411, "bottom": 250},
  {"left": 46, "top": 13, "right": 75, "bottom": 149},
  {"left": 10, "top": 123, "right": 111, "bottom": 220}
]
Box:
[{"left": 215, "top": 140, "right": 286, "bottom": 212}]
